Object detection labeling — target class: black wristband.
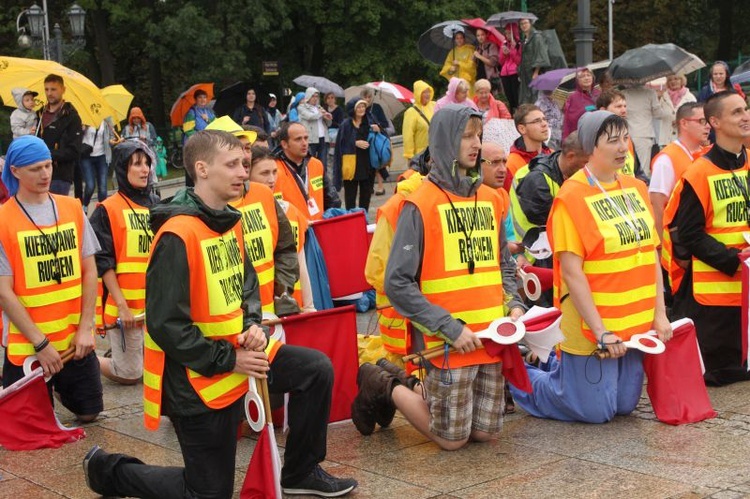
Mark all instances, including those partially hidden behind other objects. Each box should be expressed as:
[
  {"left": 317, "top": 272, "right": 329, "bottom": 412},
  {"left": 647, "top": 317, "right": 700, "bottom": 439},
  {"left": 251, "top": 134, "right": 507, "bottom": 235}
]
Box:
[{"left": 33, "top": 337, "right": 50, "bottom": 353}]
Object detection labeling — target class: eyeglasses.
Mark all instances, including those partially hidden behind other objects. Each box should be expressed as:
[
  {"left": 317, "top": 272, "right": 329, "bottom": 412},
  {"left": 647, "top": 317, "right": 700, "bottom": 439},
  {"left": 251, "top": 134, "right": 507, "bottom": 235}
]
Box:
[
  {"left": 482, "top": 158, "right": 507, "bottom": 167},
  {"left": 684, "top": 118, "right": 708, "bottom": 125},
  {"left": 522, "top": 117, "right": 548, "bottom": 126}
]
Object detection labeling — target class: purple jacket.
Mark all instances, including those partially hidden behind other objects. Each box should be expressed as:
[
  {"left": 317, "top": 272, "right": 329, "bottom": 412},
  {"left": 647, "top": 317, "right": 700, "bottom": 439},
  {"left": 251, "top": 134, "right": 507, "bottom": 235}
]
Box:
[{"left": 562, "top": 85, "right": 600, "bottom": 140}]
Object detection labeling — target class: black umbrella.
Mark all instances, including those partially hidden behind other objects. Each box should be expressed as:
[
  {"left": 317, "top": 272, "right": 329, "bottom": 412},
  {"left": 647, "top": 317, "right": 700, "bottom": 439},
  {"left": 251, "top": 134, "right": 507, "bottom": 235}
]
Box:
[
  {"left": 486, "top": 11, "right": 538, "bottom": 28},
  {"left": 609, "top": 43, "right": 705, "bottom": 86},
  {"left": 417, "top": 20, "right": 476, "bottom": 65},
  {"left": 213, "top": 81, "right": 248, "bottom": 118},
  {"left": 731, "top": 60, "right": 750, "bottom": 85}
]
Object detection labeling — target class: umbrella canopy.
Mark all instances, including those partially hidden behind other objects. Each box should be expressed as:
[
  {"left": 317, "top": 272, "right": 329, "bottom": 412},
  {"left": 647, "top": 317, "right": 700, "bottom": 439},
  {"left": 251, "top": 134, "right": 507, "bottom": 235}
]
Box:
[
  {"left": 487, "top": 11, "right": 538, "bottom": 28},
  {"left": 609, "top": 43, "right": 705, "bottom": 86},
  {"left": 292, "top": 75, "right": 344, "bottom": 98},
  {"left": 731, "top": 60, "right": 750, "bottom": 85},
  {"left": 0, "top": 56, "right": 116, "bottom": 127},
  {"left": 529, "top": 67, "right": 577, "bottom": 92},
  {"left": 101, "top": 84, "right": 133, "bottom": 122},
  {"left": 418, "top": 20, "right": 476, "bottom": 65},
  {"left": 170, "top": 82, "right": 214, "bottom": 127},
  {"left": 461, "top": 18, "right": 506, "bottom": 47},
  {"left": 344, "top": 82, "right": 411, "bottom": 120},
  {"left": 213, "top": 81, "right": 249, "bottom": 118}
]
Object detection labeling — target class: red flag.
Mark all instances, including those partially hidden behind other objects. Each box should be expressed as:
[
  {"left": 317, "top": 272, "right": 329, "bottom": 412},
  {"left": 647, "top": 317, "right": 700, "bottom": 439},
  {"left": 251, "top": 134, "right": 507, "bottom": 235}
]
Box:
[
  {"left": 312, "top": 212, "right": 371, "bottom": 298},
  {"left": 481, "top": 342, "right": 532, "bottom": 393},
  {"left": 643, "top": 319, "right": 717, "bottom": 425},
  {"left": 240, "top": 425, "right": 282, "bottom": 499},
  {"left": 0, "top": 368, "right": 85, "bottom": 450},
  {"left": 281, "top": 306, "right": 359, "bottom": 422}
]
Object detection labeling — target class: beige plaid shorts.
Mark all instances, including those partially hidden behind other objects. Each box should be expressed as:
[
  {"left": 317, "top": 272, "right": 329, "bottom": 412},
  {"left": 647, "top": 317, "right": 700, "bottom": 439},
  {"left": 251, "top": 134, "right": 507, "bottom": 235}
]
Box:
[{"left": 423, "top": 362, "right": 505, "bottom": 441}]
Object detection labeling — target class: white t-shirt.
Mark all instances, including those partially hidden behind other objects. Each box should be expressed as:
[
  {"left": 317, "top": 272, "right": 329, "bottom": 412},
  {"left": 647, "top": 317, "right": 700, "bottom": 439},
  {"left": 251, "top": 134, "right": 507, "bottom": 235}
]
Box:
[{"left": 648, "top": 140, "right": 695, "bottom": 197}]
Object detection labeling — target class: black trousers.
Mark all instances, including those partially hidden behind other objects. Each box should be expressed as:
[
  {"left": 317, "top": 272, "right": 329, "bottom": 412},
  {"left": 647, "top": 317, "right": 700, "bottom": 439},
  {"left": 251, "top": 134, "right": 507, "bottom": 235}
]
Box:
[
  {"left": 673, "top": 269, "right": 750, "bottom": 386},
  {"left": 343, "top": 177, "right": 374, "bottom": 212},
  {"left": 98, "top": 345, "right": 333, "bottom": 498},
  {"left": 501, "top": 75, "right": 520, "bottom": 113}
]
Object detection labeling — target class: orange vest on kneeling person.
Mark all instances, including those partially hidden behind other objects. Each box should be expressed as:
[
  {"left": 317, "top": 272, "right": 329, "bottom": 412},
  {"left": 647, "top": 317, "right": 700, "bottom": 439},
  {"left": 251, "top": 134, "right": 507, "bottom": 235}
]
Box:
[
  {"left": 682, "top": 156, "right": 749, "bottom": 306},
  {"left": 273, "top": 156, "right": 325, "bottom": 221},
  {"left": 100, "top": 192, "right": 153, "bottom": 324},
  {"left": 230, "top": 183, "right": 279, "bottom": 313},
  {"left": 142, "top": 216, "right": 281, "bottom": 430},
  {"left": 406, "top": 181, "right": 506, "bottom": 368},
  {"left": 0, "top": 195, "right": 84, "bottom": 365}
]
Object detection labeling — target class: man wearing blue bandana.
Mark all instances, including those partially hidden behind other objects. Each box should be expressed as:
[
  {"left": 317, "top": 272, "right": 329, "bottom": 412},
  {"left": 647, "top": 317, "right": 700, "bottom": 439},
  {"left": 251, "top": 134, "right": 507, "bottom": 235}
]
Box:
[{"left": 0, "top": 135, "right": 103, "bottom": 422}]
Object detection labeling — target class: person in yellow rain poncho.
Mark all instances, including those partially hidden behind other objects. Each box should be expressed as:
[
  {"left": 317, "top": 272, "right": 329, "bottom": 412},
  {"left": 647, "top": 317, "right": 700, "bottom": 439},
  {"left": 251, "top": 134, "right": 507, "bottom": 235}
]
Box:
[
  {"left": 440, "top": 31, "right": 477, "bottom": 96},
  {"left": 402, "top": 80, "right": 436, "bottom": 161}
]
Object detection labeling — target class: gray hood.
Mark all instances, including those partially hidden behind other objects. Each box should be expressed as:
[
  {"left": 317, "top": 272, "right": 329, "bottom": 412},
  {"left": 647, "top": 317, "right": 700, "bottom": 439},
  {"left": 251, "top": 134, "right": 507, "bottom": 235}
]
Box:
[
  {"left": 11, "top": 88, "right": 35, "bottom": 111},
  {"left": 427, "top": 104, "right": 483, "bottom": 197}
]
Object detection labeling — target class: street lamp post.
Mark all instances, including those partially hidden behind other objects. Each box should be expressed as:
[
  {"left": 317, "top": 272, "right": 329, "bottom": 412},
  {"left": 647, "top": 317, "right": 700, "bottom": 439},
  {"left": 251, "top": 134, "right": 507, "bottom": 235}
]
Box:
[{"left": 16, "top": 1, "right": 86, "bottom": 63}]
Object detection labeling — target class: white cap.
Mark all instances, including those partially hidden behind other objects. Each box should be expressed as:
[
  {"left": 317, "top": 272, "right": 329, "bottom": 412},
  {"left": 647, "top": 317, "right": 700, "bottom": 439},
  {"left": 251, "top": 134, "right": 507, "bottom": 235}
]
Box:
[{"left": 269, "top": 93, "right": 277, "bottom": 100}]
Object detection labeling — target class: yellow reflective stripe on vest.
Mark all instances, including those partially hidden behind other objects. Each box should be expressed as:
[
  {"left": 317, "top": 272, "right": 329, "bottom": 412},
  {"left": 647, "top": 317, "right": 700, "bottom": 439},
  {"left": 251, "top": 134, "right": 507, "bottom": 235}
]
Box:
[
  {"left": 256, "top": 266, "right": 274, "bottom": 286},
  {"left": 116, "top": 262, "right": 149, "bottom": 274},
  {"left": 600, "top": 308, "right": 656, "bottom": 332},
  {"left": 590, "top": 284, "right": 657, "bottom": 307},
  {"left": 709, "top": 232, "right": 745, "bottom": 246},
  {"left": 105, "top": 303, "right": 145, "bottom": 317},
  {"left": 9, "top": 313, "right": 80, "bottom": 335},
  {"left": 143, "top": 369, "right": 161, "bottom": 391},
  {"left": 421, "top": 271, "right": 502, "bottom": 294},
  {"left": 583, "top": 251, "right": 656, "bottom": 274},
  {"left": 144, "top": 333, "right": 163, "bottom": 351},
  {"left": 187, "top": 370, "right": 248, "bottom": 403},
  {"left": 6, "top": 332, "right": 74, "bottom": 356},
  {"left": 693, "top": 279, "right": 741, "bottom": 296},
  {"left": 19, "top": 284, "right": 82, "bottom": 308},
  {"left": 452, "top": 304, "right": 505, "bottom": 326},
  {"left": 143, "top": 398, "right": 160, "bottom": 419},
  {"left": 195, "top": 315, "right": 244, "bottom": 337}
]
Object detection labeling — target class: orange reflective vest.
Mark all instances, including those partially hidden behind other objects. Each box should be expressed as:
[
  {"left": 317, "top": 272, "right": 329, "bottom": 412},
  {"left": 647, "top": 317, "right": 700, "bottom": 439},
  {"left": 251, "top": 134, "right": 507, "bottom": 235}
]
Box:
[
  {"left": 406, "top": 182, "right": 505, "bottom": 368},
  {"left": 0, "top": 195, "right": 84, "bottom": 365},
  {"left": 681, "top": 156, "right": 749, "bottom": 306},
  {"left": 282, "top": 201, "right": 308, "bottom": 306},
  {"left": 273, "top": 156, "right": 325, "bottom": 221},
  {"left": 143, "top": 216, "right": 281, "bottom": 430},
  {"left": 656, "top": 141, "right": 701, "bottom": 294},
  {"left": 550, "top": 171, "right": 658, "bottom": 345},
  {"left": 100, "top": 193, "right": 153, "bottom": 324},
  {"left": 230, "top": 183, "right": 279, "bottom": 313},
  {"left": 374, "top": 193, "right": 410, "bottom": 354}
]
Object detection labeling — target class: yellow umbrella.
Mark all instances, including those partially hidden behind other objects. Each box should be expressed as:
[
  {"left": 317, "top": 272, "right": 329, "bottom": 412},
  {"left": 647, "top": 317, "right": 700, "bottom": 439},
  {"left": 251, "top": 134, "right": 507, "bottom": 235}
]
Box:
[
  {"left": 0, "top": 56, "right": 116, "bottom": 127},
  {"left": 101, "top": 84, "right": 134, "bottom": 122}
]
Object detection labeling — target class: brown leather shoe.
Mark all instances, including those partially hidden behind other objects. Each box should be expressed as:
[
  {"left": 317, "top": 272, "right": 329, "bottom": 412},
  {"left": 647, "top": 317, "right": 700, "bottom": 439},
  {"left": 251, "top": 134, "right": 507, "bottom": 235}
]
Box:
[
  {"left": 351, "top": 363, "right": 397, "bottom": 435},
  {"left": 376, "top": 358, "right": 420, "bottom": 390}
]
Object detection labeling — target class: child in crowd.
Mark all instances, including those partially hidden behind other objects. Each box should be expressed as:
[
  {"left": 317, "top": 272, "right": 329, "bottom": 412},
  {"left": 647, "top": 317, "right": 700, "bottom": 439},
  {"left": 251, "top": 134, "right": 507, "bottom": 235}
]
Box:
[{"left": 10, "top": 88, "right": 39, "bottom": 139}]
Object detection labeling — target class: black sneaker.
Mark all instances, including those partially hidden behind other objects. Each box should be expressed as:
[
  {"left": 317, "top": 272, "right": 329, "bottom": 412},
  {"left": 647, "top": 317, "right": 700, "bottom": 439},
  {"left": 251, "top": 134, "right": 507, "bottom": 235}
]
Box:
[
  {"left": 82, "top": 445, "right": 104, "bottom": 494},
  {"left": 282, "top": 465, "right": 358, "bottom": 497}
]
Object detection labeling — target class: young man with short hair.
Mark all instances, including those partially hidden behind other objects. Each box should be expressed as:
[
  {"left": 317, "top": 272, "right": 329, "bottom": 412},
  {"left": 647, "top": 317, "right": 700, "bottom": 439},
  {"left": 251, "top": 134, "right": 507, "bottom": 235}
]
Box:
[
  {"left": 505, "top": 103, "right": 552, "bottom": 191},
  {"left": 83, "top": 130, "right": 356, "bottom": 498},
  {"left": 0, "top": 135, "right": 102, "bottom": 421}
]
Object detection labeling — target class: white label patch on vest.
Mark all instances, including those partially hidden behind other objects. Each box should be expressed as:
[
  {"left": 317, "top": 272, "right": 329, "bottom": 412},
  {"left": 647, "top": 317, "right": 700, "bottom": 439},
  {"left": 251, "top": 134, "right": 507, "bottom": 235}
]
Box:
[
  {"left": 437, "top": 201, "right": 498, "bottom": 272},
  {"left": 124, "top": 208, "right": 153, "bottom": 258},
  {"left": 586, "top": 187, "right": 655, "bottom": 254},
  {"left": 17, "top": 222, "right": 81, "bottom": 289},
  {"left": 201, "top": 234, "right": 244, "bottom": 315},
  {"left": 307, "top": 198, "right": 320, "bottom": 216},
  {"left": 238, "top": 203, "right": 273, "bottom": 266}
]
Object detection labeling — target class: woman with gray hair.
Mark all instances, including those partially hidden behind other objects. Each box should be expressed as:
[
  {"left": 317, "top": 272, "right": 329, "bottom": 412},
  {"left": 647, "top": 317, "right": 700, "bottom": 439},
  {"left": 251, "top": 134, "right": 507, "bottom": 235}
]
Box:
[{"left": 655, "top": 73, "right": 696, "bottom": 147}]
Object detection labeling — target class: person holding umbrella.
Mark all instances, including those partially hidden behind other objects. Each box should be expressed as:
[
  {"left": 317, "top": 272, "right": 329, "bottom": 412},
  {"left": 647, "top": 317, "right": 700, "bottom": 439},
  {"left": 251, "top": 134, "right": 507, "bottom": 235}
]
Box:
[
  {"left": 298, "top": 87, "right": 333, "bottom": 168},
  {"left": 500, "top": 23, "right": 522, "bottom": 112},
  {"left": 440, "top": 30, "right": 477, "bottom": 96},
  {"left": 473, "top": 28, "right": 500, "bottom": 91},
  {"left": 183, "top": 88, "right": 216, "bottom": 138}
]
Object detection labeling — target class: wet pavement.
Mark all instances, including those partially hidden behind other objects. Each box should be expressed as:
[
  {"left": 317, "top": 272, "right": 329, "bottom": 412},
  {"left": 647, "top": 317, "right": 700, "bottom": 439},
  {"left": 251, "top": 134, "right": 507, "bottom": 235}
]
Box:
[{"left": 4, "top": 147, "right": 750, "bottom": 498}]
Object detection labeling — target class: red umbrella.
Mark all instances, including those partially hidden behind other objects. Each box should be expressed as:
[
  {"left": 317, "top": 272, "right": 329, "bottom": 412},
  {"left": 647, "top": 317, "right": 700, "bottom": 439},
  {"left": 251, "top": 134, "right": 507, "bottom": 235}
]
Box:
[
  {"left": 462, "top": 18, "right": 506, "bottom": 47},
  {"left": 170, "top": 82, "right": 214, "bottom": 127},
  {"left": 367, "top": 81, "right": 414, "bottom": 103}
]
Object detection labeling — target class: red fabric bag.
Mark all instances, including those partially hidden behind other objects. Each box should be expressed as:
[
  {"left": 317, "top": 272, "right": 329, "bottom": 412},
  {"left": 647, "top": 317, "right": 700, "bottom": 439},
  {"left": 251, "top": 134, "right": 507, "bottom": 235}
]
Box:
[
  {"left": 279, "top": 305, "right": 359, "bottom": 422},
  {"left": 643, "top": 319, "right": 717, "bottom": 425},
  {"left": 312, "top": 212, "right": 370, "bottom": 298},
  {"left": 0, "top": 368, "right": 86, "bottom": 450}
]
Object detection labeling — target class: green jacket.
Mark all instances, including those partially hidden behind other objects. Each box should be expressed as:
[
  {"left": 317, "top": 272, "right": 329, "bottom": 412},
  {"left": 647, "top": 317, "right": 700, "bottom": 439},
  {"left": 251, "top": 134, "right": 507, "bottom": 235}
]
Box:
[{"left": 146, "top": 188, "right": 265, "bottom": 417}]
